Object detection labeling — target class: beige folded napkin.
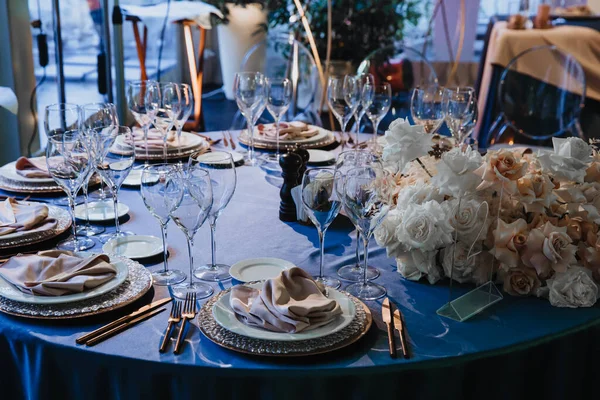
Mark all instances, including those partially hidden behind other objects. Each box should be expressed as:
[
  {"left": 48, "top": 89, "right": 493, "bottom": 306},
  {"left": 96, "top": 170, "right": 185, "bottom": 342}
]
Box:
[
  {"left": 257, "top": 122, "right": 319, "bottom": 141},
  {"left": 230, "top": 267, "right": 342, "bottom": 333},
  {"left": 15, "top": 156, "right": 51, "bottom": 178},
  {"left": 0, "top": 198, "right": 57, "bottom": 236},
  {"left": 0, "top": 250, "right": 117, "bottom": 296},
  {"left": 132, "top": 128, "right": 195, "bottom": 149}
]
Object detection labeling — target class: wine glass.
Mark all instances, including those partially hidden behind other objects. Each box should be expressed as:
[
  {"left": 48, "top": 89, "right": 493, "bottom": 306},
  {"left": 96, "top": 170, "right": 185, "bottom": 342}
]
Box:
[
  {"left": 127, "top": 80, "right": 159, "bottom": 164},
  {"left": 301, "top": 168, "right": 342, "bottom": 289},
  {"left": 335, "top": 150, "right": 382, "bottom": 282},
  {"left": 411, "top": 86, "right": 445, "bottom": 133},
  {"left": 234, "top": 72, "right": 266, "bottom": 166},
  {"left": 327, "top": 76, "right": 354, "bottom": 142},
  {"left": 190, "top": 151, "right": 237, "bottom": 282},
  {"left": 45, "top": 130, "right": 95, "bottom": 251},
  {"left": 262, "top": 78, "right": 293, "bottom": 165},
  {"left": 365, "top": 83, "right": 392, "bottom": 136},
  {"left": 92, "top": 126, "right": 136, "bottom": 243},
  {"left": 147, "top": 82, "right": 181, "bottom": 163},
  {"left": 443, "top": 87, "right": 477, "bottom": 144},
  {"left": 343, "top": 75, "right": 361, "bottom": 144},
  {"left": 141, "top": 164, "right": 186, "bottom": 286},
  {"left": 170, "top": 165, "right": 214, "bottom": 299},
  {"left": 354, "top": 73, "right": 375, "bottom": 137},
  {"left": 173, "top": 83, "right": 194, "bottom": 160},
  {"left": 342, "top": 166, "right": 390, "bottom": 300}
]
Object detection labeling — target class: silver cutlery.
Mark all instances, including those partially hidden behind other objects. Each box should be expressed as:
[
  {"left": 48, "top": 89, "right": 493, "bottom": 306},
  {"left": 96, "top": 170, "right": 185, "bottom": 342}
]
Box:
[
  {"left": 159, "top": 300, "right": 182, "bottom": 353},
  {"left": 174, "top": 292, "right": 197, "bottom": 354},
  {"left": 382, "top": 298, "right": 396, "bottom": 358}
]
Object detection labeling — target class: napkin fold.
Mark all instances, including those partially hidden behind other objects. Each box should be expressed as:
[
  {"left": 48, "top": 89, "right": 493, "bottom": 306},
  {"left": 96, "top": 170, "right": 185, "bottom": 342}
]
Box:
[
  {"left": 132, "top": 128, "right": 195, "bottom": 149},
  {"left": 15, "top": 156, "right": 51, "bottom": 178},
  {"left": 0, "top": 250, "right": 117, "bottom": 296},
  {"left": 229, "top": 267, "right": 342, "bottom": 333},
  {"left": 0, "top": 198, "right": 57, "bottom": 236}
]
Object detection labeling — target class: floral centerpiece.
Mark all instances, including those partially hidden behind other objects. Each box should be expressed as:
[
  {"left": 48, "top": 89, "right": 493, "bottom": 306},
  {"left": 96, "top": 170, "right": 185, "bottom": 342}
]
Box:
[{"left": 375, "top": 118, "right": 600, "bottom": 308}]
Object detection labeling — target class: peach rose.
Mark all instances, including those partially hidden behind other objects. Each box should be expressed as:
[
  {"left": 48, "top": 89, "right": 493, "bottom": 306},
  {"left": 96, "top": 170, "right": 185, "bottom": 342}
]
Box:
[
  {"left": 474, "top": 150, "right": 528, "bottom": 194},
  {"left": 516, "top": 173, "right": 556, "bottom": 213},
  {"left": 577, "top": 242, "right": 600, "bottom": 283},
  {"left": 521, "top": 222, "right": 577, "bottom": 279},
  {"left": 491, "top": 219, "right": 529, "bottom": 268},
  {"left": 503, "top": 267, "right": 541, "bottom": 296},
  {"left": 557, "top": 216, "right": 597, "bottom": 245},
  {"left": 528, "top": 213, "right": 559, "bottom": 231},
  {"left": 585, "top": 162, "right": 600, "bottom": 183}
]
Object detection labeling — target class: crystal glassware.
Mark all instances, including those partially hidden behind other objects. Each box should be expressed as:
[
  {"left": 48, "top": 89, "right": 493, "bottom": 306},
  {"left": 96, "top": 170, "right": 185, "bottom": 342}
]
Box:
[
  {"left": 147, "top": 82, "right": 181, "bottom": 163},
  {"left": 92, "top": 126, "right": 136, "bottom": 243},
  {"left": 411, "top": 86, "right": 446, "bottom": 134},
  {"left": 45, "top": 129, "right": 95, "bottom": 251},
  {"left": 334, "top": 150, "right": 382, "bottom": 282},
  {"left": 190, "top": 151, "right": 237, "bottom": 282},
  {"left": 343, "top": 75, "right": 361, "bottom": 143},
  {"left": 234, "top": 72, "right": 266, "bottom": 166},
  {"left": 127, "top": 80, "right": 159, "bottom": 165},
  {"left": 301, "top": 168, "right": 342, "bottom": 289},
  {"left": 262, "top": 78, "right": 292, "bottom": 166},
  {"left": 140, "top": 164, "right": 186, "bottom": 286},
  {"left": 365, "top": 83, "right": 392, "bottom": 136},
  {"left": 170, "top": 165, "right": 214, "bottom": 299},
  {"left": 354, "top": 73, "right": 375, "bottom": 137},
  {"left": 173, "top": 83, "right": 194, "bottom": 160},
  {"left": 342, "top": 166, "right": 390, "bottom": 300},
  {"left": 443, "top": 87, "right": 476, "bottom": 144},
  {"left": 76, "top": 168, "right": 106, "bottom": 237}
]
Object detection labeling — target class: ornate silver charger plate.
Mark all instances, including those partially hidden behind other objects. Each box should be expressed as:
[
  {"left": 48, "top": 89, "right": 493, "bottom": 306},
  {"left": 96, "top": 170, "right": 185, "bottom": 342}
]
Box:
[
  {"left": 132, "top": 143, "right": 210, "bottom": 161},
  {"left": 0, "top": 255, "right": 152, "bottom": 319},
  {"left": 0, "top": 205, "right": 71, "bottom": 250},
  {"left": 198, "top": 285, "right": 372, "bottom": 357},
  {"left": 0, "top": 174, "right": 101, "bottom": 194},
  {"left": 238, "top": 130, "right": 336, "bottom": 150}
]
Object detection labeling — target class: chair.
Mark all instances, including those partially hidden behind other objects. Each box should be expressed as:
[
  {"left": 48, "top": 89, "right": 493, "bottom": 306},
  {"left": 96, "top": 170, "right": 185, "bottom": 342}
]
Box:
[
  {"left": 230, "top": 33, "right": 322, "bottom": 129},
  {"left": 356, "top": 43, "right": 438, "bottom": 133},
  {"left": 487, "top": 45, "right": 586, "bottom": 148}
]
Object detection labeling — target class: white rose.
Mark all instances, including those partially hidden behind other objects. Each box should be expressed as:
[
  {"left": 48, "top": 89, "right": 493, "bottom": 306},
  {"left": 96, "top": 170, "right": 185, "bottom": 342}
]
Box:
[
  {"left": 553, "top": 137, "right": 592, "bottom": 163},
  {"left": 396, "top": 180, "right": 444, "bottom": 206},
  {"left": 442, "top": 198, "right": 489, "bottom": 243},
  {"left": 441, "top": 242, "right": 492, "bottom": 285},
  {"left": 537, "top": 140, "right": 590, "bottom": 183},
  {"left": 548, "top": 267, "right": 599, "bottom": 308},
  {"left": 382, "top": 118, "right": 433, "bottom": 172},
  {"left": 396, "top": 249, "right": 441, "bottom": 284},
  {"left": 431, "top": 146, "right": 483, "bottom": 197},
  {"left": 374, "top": 209, "right": 403, "bottom": 258},
  {"left": 395, "top": 201, "right": 454, "bottom": 252}
]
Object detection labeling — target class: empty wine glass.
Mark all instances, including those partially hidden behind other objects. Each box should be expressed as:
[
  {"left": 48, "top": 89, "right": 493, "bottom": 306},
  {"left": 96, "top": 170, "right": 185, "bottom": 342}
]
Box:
[
  {"left": 45, "top": 129, "right": 95, "bottom": 251},
  {"left": 328, "top": 76, "right": 354, "bottom": 142},
  {"left": 344, "top": 75, "right": 361, "bottom": 144},
  {"left": 173, "top": 83, "right": 194, "bottom": 160},
  {"left": 411, "top": 86, "right": 445, "bottom": 134},
  {"left": 354, "top": 73, "right": 375, "bottom": 136},
  {"left": 92, "top": 126, "right": 136, "bottom": 243},
  {"left": 342, "top": 166, "right": 391, "bottom": 300},
  {"left": 141, "top": 164, "right": 186, "bottom": 286},
  {"left": 443, "top": 87, "right": 477, "bottom": 144},
  {"left": 234, "top": 72, "right": 266, "bottom": 166},
  {"left": 365, "top": 83, "right": 392, "bottom": 136},
  {"left": 262, "top": 78, "right": 293, "bottom": 165},
  {"left": 335, "top": 150, "right": 382, "bottom": 282},
  {"left": 127, "top": 80, "right": 159, "bottom": 164},
  {"left": 170, "top": 165, "right": 214, "bottom": 299},
  {"left": 302, "top": 168, "right": 342, "bottom": 289},
  {"left": 147, "top": 82, "right": 181, "bottom": 163},
  {"left": 76, "top": 167, "right": 105, "bottom": 237},
  {"left": 190, "top": 151, "right": 237, "bottom": 282}
]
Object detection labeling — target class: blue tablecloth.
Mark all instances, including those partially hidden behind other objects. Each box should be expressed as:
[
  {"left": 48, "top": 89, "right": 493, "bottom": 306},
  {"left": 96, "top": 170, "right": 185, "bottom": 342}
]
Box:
[{"left": 0, "top": 132, "right": 599, "bottom": 400}]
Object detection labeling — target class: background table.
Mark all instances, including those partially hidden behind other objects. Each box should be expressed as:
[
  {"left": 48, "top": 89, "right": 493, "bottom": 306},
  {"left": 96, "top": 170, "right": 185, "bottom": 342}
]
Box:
[{"left": 0, "top": 131, "right": 599, "bottom": 400}]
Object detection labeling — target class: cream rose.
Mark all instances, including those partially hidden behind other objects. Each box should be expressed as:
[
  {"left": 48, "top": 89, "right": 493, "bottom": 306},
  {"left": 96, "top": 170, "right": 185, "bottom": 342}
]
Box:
[
  {"left": 474, "top": 150, "right": 527, "bottom": 194},
  {"left": 585, "top": 161, "right": 600, "bottom": 183},
  {"left": 577, "top": 242, "right": 600, "bottom": 283},
  {"left": 441, "top": 242, "right": 493, "bottom": 284},
  {"left": 396, "top": 249, "right": 441, "bottom": 284},
  {"left": 442, "top": 198, "right": 488, "bottom": 243},
  {"left": 430, "top": 146, "right": 483, "bottom": 197},
  {"left": 490, "top": 219, "right": 529, "bottom": 268},
  {"left": 516, "top": 173, "right": 556, "bottom": 213},
  {"left": 395, "top": 201, "right": 454, "bottom": 252},
  {"left": 382, "top": 118, "right": 433, "bottom": 172},
  {"left": 520, "top": 222, "right": 577, "bottom": 279},
  {"left": 502, "top": 266, "right": 541, "bottom": 296},
  {"left": 547, "top": 267, "right": 599, "bottom": 308}
]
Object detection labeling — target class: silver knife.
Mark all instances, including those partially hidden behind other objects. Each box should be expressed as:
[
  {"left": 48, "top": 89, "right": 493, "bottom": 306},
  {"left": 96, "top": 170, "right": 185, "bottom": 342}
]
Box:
[
  {"left": 382, "top": 298, "right": 397, "bottom": 358},
  {"left": 393, "top": 307, "right": 409, "bottom": 359}
]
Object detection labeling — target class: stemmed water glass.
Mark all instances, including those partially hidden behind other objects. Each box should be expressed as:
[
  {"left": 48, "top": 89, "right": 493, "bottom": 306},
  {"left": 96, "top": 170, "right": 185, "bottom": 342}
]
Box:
[
  {"left": 335, "top": 150, "right": 382, "bottom": 282},
  {"left": 92, "top": 126, "right": 136, "bottom": 243},
  {"left": 190, "top": 151, "right": 237, "bottom": 282},
  {"left": 411, "top": 86, "right": 446, "bottom": 134},
  {"left": 147, "top": 82, "right": 181, "bottom": 163},
  {"left": 234, "top": 72, "right": 266, "bottom": 166},
  {"left": 343, "top": 75, "right": 361, "bottom": 143},
  {"left": 327, "top": 76, "right": 354, "bottom": 143},
  {"left": 365, "top": 83, "right": 392, "bottom": 136},
  {"left": 262, "top": 78, "right": 292, "bottom": 165},
  {"left": 443, "top": 87, "right": 477, "bottom": 144},
  {"left": 127, "top": 80, "right": 159, "bottom": 164},
  {"left": 353, "top": 73, "right": 375, "bottom": 137},
  {"left": 302, "top": 168, "right": 342, "bottom": 289},
  {"left": 141, "top": 164, "right": 186, "bottom": 286},
  {"left": 45, "top": 130, "right": 95, "bottom": 251},
  {"left": 342, "top": 166, "right": 390, "bottom": 300},
  {"left": 173, "top": 83, "right": 194, "bottom": 160},
  {"left": 170, "top": 165, "right": 214, "bottom": 299}
]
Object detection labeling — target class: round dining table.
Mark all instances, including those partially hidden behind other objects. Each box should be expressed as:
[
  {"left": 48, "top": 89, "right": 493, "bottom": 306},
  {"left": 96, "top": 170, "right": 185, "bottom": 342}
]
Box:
[{"left": 0, "top": 131, "right": 598, "bottom": 400}]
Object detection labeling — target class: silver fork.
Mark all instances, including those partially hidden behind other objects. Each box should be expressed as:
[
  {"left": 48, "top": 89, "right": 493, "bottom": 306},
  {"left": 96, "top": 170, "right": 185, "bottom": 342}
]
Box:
[
  {"left": 174, "top": 292, "right": 197, "bottom": 354},
  {"left": 159, "top": 300, "right": 181, "bottom": 353}
]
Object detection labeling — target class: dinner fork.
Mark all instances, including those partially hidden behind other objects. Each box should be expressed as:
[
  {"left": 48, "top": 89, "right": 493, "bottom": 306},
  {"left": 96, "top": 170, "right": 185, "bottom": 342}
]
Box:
[
  {"left": 159, "top": 300, "right": 181, "bottom": 353},
  {"left": 173, "top": 292, "right": 196, "bottom": 354}
]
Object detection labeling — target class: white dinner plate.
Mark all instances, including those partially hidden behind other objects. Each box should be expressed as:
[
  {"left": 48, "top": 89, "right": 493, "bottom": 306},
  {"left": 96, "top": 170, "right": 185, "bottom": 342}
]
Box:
[
  {"left": 0, "top": 252, "right": 129, "bottom": 305},
  {"left": 102, "top": 235, "right": 163, "bottom": 260},
  {"left": 229, "top": 258, "right": 295, "bottom": 282},
  {"left": 0, "top": 160, "right": 56, "bottom": 184},
  {"left": 74, "top": 201, "right": 129, "bottom": 222},
  {"left": 212, "top": 282, "right": 357, "bottom": 342},
  {"left": 307, "top": 149, "right": 335, "bottom": 165}
]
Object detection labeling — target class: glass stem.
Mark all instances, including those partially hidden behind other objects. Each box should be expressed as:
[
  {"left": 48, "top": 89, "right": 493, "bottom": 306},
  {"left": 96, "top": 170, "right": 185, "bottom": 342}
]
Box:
[
  {"left": 177, "top": 125, "right": 183, "bottom": 161},
  {"left": 354, "top": 231, "right": 361, "bottom": 269},
  {"left": 83, "top": 175, "right": 90, "bottom": 228},
  {"left": 354, "top": 112, "right": 361, "bottom": 145},
  {"left": 246, "top": 117, "right": 254, "bottom": 163},
  {"left": 363, "top": 236, "right": 370, "bottom": 286},
  {"left": 318, "top": 229, "right": 326, "bottom": 279},
  {"left": 210, "top": 220, "right": 217, "bottom": 269},
  {"left": 160, "top": 222, "right": 169, "bottom": 273},
  {"left": 112, "top": 187, "right": 120, "bottom": 235},
  {"left": 187, "top": 236, "right": 195, "bottom": 288},
  {"left": 373, "top": 118, "right": 380, "bottom": 136},
  {"left": 143, "top": 124, "right": 150, "bottom": 165},
  {"left": 163, "top": 135, "right": 167, "bottom": 164},
  {"left": 68, "top": 194, "right": 79, "bottom": 250},
  {"left": 274, "top": 117, "right": 280, "bottom": 159}
]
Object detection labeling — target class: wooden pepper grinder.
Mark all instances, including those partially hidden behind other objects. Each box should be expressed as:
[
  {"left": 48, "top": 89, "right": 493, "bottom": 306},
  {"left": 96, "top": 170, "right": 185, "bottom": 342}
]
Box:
[
  {"left": 279, "top": 152, "right": 302, "bottom": 222},
  {"left": 292, "top": 146, "right": 310, "bottom": 185}
]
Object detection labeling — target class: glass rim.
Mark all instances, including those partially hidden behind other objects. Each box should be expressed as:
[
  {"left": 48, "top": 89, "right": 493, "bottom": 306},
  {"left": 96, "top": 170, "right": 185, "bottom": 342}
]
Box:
[
  {"left": 127, "top": 79, "right": 158, "bottom": 86},
  {"left": 80, "top": 102, "right": 116, "bottom": 110},
  {"left": 46, "top": 103, "right": 79, "bottom": 112}
]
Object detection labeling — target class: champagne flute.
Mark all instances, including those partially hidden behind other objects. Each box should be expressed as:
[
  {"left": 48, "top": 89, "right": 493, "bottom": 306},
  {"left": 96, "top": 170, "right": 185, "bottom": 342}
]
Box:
[
  {"left": 45, "top": 129, "right": 95, "bottom": 251},
  {"left": 147, "top": 82, "right": 181, "bottom": 163},
  {"left": 141, "top": 164, "right": 186, "bottom": 286},
  {"left": 354, "top": 73, "right": 375, "bottom": 136},
  {"left": 411, "top": 86, "right": 445, "bottom": 134},
  {"left": 190, "top": 151, "right": 237, "bottom": 282},
  {"left": 342, "top": 166, "right": 390, "bottom": 300},
  {"left": 365, "top": 83, "right": 392, "bottom": 136},
  {"left": 263, "top": 78, "right": 292, "bottom": 165},
  {"left": 127, "top": 80, "right": 159, "bottom": 165},
  {"left": 234, "top": 72, "right": 266, "bottom": 166},
  {"left": 443, "top": 87, "right": 476, "bottom": 144},
  {"left": 173, "top": 83, "right": 194, "bottom": 160},
  {"left": 93, "top": 126, "right": 136, "bottom": 243},
  {"left": 302, "top": 168, "right": 342, "bottom": 289},
  {"left": 343, "top": 75, "right": 361, "bottom": 144},
  {"left": 327, "top": 76, "right": 354, "bottom": 143},
  {"left": 170, "top": 165, "right": 214, "bottom": 299},
  {"left": 335, "top": 150, "right": 382, "bottom": 282}
]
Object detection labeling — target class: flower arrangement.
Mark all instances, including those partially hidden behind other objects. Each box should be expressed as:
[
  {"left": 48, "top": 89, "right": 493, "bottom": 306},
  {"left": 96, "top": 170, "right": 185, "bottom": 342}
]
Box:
[{"left": 375, "top": 119, "right": 600, "bottom": 308}]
